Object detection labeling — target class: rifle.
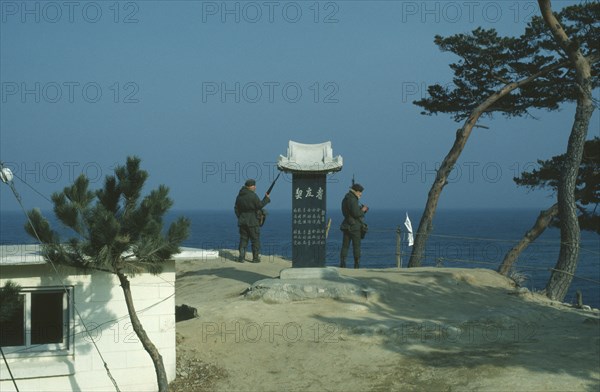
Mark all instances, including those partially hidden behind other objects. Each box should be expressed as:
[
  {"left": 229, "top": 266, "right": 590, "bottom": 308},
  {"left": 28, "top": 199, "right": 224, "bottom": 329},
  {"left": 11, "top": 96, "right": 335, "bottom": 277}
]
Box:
[
  {"left": 351, "top": 174, "right": 369, "bottom": 213},
  {"left": 266, "top": 172, "right": 281, "bottom": 196},
  {"left": 259, "top": 172, "right": 281, "bottom": 226}
]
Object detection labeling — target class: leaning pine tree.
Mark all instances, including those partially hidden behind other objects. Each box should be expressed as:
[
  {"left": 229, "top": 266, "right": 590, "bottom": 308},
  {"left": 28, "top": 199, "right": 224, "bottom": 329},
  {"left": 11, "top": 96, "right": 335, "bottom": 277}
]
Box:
[
  {"left": 25, "top": 156, "right": 190, "bottom": 392},
  {"left": 537, "top": 0, "right": 596, "bottom": 302},
  {"left": 498, "top": 137, "right": 599, "bottom": 276},
  {"left": 407, "top": 2, "right": 599, "bottom": 269}
]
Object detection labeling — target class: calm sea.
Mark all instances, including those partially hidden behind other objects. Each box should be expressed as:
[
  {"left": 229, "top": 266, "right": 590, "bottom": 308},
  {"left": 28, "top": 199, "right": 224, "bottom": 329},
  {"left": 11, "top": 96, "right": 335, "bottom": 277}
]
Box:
[{"left": 2, "top": 208, "right": 599, "bottom": 308}]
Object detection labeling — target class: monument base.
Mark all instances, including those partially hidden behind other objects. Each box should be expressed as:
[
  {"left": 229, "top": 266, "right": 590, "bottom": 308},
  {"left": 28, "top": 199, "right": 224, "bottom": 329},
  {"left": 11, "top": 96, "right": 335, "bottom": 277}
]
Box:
[{"left": 244, "top": 267, "right": 380, "bottom": 303}]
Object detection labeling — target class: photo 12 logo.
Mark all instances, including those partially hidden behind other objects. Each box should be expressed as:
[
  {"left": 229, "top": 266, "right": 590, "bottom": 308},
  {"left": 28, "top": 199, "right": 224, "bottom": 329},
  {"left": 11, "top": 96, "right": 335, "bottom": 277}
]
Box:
[
  {"left": 201, "top": 161, "right": 280, "bottom": 184},
  {"left": 1, "top": 82, "right": 140, "bottom": 104},
  {"left": 400, "top": 81, "right": 457, "bottom": 104},
  {"left": 201, "top": 321, "right": 340, "bottom": 343},
  {"left": 81, "top": 321, "right": 141, "bottom": 344},
  {"left": 200, "top": 161, "right": 341, "bottom": 184},
  {"left": 201, "top": 81, "right": 339, "bottom": 104},
  {"left": 0, "top": 244, "right": 45, "bottom": 263},
  {"left": 399, "top": 321, "right": 538, "bottom": 344},
  {"left": 2, "top": 161, "right": 117, "bottom": 184},
  {"left": 1, "top": 1, "right": 140, "bottom": 23},
  {"left": 201, "top": 1, "right": 340, "bottom": 24},
  {"left": 400, "top": 1, "right": 538, "bottom": 24},
  {"left": 401, "top": 161, "right": 539, "bottom": 184}
]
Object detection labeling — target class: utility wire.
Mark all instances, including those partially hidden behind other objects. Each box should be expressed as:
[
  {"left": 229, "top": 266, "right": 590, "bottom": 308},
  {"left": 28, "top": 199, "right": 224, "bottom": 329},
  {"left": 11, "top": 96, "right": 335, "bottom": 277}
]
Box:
[
  {"left": 352, "top": 224, "right": 599, "bottom": 254},
  {"left": 0, "top": 346, "right": 19, "bottom": 392},
  {"left": 6, "top": 292, "right": 177, "bottom": 356},
  {"left": 6, "top": 171, "right": 179, "bottom": 289},
  {"left": 8, "top": 169, "right": 54, "bottom": 204},
  {"left": 1, "top": 164, "right": 178, "bottom": 377},
  {"left": 1, "top": 171, "right": 121, "bottom": 392}
]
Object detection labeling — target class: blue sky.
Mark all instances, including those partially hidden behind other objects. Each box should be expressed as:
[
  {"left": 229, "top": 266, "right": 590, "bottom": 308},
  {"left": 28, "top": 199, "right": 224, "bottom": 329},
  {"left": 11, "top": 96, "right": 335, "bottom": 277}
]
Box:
[{"left": 1, "top": 0, "right": 598, "bottom": 213}]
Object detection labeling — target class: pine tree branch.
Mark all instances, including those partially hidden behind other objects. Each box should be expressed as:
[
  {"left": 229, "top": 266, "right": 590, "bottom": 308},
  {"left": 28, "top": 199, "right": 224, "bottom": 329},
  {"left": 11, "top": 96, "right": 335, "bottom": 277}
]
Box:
[{"left": 492, "top": 75, "right": 511, "bottom": 84}]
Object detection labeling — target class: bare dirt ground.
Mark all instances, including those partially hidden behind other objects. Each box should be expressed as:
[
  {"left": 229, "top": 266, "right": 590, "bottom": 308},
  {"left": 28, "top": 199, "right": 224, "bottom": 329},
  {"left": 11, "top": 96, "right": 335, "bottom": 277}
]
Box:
[{"left": 169, "top": 251, "right": 600, "bottom": 392}]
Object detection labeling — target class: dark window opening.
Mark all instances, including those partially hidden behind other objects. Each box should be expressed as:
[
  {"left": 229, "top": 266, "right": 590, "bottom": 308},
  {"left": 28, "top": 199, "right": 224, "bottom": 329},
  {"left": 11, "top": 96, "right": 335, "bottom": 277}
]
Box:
[
  {"left": 0, "top": 295, "right": 25, "bottom": 347},
  {"left": 31, "top": 292, "right": 64, "bottom": 344}
]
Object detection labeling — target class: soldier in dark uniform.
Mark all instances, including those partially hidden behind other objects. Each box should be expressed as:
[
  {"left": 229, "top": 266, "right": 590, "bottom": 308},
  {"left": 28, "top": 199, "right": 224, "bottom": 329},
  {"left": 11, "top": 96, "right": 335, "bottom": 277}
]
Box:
[
  {"left": 340, "top": 183, "right": 368, "bottom": 269},
  {"left": 234, "top": 179, "right": 270, "bottom": 263}
]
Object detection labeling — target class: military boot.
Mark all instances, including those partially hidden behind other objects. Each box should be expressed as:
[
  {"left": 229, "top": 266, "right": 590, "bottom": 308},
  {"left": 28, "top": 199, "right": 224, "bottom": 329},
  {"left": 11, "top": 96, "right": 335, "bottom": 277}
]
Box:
[
  {"left": 354, "top": 258, "right": 360, "bottom": 269},
  {"left": 251, "top": 250, "right": 261, "bottom": 263},
  {"left": 237, "top": 248, "right": 246, "bottom": 263}
]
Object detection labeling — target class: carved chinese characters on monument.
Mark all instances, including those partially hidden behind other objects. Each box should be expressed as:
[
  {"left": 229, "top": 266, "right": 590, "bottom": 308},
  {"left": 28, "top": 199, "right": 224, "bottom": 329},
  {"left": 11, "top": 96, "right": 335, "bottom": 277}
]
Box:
[
  {"left": 277, "top": 140, "right": 343, "bottom": 268},
  {"left": 291, "top": 174, "right": 327, "bottom": 267}
]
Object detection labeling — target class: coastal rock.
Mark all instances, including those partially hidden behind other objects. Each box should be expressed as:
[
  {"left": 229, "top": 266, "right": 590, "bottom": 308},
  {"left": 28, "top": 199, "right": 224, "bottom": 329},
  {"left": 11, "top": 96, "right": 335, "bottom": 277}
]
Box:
[{"left": 244, "top": 267, "right": 379, "bottom": 303}]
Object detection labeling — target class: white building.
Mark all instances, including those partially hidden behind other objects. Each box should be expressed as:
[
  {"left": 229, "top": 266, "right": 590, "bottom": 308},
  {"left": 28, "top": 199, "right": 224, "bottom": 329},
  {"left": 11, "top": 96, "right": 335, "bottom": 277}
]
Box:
[{"left": 0, "top": 244, "right": 180, "bottom": 392}]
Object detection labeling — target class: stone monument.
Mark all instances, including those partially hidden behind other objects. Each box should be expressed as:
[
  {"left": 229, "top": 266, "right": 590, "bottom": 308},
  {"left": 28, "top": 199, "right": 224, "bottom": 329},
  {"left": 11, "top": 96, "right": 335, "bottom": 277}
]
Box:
[
  {"left": 277, "top": 141, "right": 343, "bottom": 268},
  {"left": 243, "top": 140, "right": 377, "bottom": 303}
]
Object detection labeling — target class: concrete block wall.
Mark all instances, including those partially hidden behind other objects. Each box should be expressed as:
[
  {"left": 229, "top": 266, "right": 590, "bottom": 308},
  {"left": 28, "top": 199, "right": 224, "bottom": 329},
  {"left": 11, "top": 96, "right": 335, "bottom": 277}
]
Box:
[{"left": 0, "top": 261, "right": 176, "bottom": 392}]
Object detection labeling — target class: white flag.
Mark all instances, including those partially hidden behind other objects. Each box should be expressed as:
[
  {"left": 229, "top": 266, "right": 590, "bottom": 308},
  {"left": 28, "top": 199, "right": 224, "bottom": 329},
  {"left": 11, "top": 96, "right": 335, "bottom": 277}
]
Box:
[
  {"left": 404, "top": 213, "right": 414, "bottom": 247},
  {"left": 0, "top": 167, "right": 13, "bottom": 183}
]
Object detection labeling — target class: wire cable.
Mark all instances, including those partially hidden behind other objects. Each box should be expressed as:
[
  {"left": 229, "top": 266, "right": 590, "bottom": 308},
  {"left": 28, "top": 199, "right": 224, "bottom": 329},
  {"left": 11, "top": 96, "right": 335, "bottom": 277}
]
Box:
[
  {"left": 2, "top": 174, "right": 121, "bottom": 392},
  {"left": 0, "top": 346, "right": 19, "bottom": 392}
]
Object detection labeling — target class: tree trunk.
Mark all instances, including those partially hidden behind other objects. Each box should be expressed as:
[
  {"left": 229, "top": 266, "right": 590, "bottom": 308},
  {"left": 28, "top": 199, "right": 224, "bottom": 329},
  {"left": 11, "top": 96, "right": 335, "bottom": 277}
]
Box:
[
  {"left": 498, "top": 203, "right": 559, "bottom": 275},
  {"left": 117, "top": 272, "right": 169, "bottom": 392},
  {"left": 538, "top": 0, "right": 595, "bottom": 302},
  {"left": 407, "top": 63, "right": 567, "bottom": 267}
]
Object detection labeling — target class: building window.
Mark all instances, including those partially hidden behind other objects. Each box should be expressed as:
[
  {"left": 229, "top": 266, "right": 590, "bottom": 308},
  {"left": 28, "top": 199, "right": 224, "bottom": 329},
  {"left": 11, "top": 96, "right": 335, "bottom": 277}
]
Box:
[{"left": 0, "top": 287, "right": 73, "bottom": 355}]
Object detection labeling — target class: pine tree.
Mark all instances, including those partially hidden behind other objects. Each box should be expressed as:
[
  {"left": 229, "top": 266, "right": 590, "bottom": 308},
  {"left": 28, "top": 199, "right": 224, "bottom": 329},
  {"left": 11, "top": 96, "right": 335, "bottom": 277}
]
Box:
[
  {"left": 25, "top": 156, "right": 190, "bottom": 392},
  {"left": 0, "top": 281, "right": 22, "bottom": 324},
  {"left": 498, "top": 137, "right": 599, "bottom": 275},
  {"left": 537, "top": 0, "right": 596, "bottom": 302},
  {"left": 407, "top": 3, "right": 599, "bottom": 273}
]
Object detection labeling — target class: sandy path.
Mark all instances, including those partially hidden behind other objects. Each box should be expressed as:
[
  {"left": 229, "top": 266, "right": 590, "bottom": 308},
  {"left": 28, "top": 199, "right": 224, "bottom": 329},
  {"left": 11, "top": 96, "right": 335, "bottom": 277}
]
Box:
[{"left": 171, "top": 251, "right": 600, "bottom": 392}]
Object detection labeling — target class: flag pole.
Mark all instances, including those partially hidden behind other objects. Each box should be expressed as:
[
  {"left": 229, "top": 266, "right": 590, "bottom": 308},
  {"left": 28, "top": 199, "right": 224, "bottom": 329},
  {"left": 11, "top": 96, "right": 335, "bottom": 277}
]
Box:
[{"left": 396, "top": 225, "right": 402, "bottom": 268}]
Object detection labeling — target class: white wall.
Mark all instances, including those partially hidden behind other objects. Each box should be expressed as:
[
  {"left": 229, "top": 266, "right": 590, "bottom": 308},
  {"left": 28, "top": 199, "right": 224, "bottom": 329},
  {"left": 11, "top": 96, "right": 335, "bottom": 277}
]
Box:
[{"left": 0, "top": 261, "right": 176, "bottom": 392}]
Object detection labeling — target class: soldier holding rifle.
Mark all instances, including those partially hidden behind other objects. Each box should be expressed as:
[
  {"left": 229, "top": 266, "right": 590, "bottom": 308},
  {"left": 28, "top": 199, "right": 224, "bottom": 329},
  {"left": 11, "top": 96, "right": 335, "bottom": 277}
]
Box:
[{"left": 234, "top": 175, "right": 279, "bottom": 263}]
